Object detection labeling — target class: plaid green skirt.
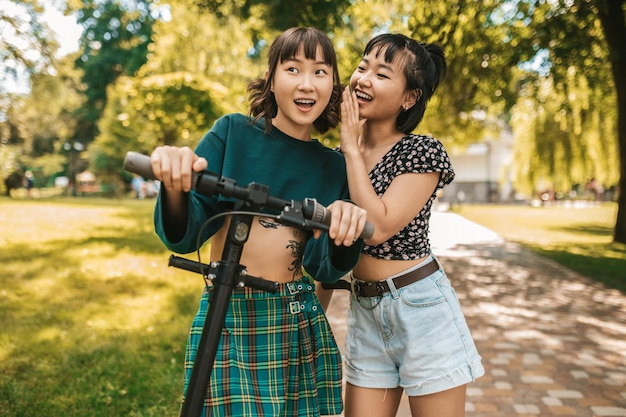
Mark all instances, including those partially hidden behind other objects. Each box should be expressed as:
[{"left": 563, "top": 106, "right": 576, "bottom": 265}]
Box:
[{"left": 182, "top": 278, "right": 343, "bottom": 417}]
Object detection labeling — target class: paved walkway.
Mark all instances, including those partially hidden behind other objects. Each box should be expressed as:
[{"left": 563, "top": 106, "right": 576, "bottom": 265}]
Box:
[{"left": 324, "top": 211, "right": 626, "bottom": 417}]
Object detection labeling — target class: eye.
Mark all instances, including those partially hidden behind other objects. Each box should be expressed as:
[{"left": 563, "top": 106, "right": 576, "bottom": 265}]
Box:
[
  {"left": 287, "top": 67, "right": 299, "bottom": 73},
  {"left": 315, "top": 68, "right": 328, "bottom": 75},
  {"left": 377, "top": 73, "right": 390, "bottom": 79}
]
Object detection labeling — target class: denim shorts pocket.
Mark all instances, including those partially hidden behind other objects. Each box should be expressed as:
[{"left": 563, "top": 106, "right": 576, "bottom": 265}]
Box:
[{"left": 398, "top": 272, "right": 446, "bottom": 308}]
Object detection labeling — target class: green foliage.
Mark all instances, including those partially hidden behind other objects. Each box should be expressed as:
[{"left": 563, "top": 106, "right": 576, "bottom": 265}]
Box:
[
  {"left": 19, "top": 55, "right": 86, "bottom": 156},
  {"left": 508, "top": 0, "right": 619, "bottom": 196},
  {"left": 141, "top": 2, "right": 264, "bottom": 113},
  {"left": 510, "top": 68, "right": 618, "bottom": 195},
  {"left": 92, "top": 72, "right": 225, "bottom": 179},
  {"left": 193, "top": 0, "right": 352, "bottom": 33},
  {"left": 74, "top": 0, "right": 156, "bottom": 144},
  {"left": 31, "top": 153, "right": 66, "bottom": 181},
  {"left": 0, "top": 0, "right": 58, "bottom": 86}
]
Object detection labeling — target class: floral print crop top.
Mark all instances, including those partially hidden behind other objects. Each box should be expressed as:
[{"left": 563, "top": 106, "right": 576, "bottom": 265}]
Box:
[{"left": 363, "top": 134, "right": 455, "bottom": 260}]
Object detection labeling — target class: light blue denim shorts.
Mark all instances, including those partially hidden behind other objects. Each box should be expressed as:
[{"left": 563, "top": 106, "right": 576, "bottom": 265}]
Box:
[{"left": 343, "top": 255, "right": 485, "bottom": 396}]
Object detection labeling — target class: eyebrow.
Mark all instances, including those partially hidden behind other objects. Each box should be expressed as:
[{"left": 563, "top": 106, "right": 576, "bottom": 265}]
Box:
[{"left": 284, "top": 57, "right": 331, "bottom": 66}]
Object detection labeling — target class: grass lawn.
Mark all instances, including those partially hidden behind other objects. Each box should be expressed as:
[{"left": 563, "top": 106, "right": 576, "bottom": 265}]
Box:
[
  {"left": 0, "top": 197, "right": 202, "bottom": 417},
  {"left": 2, "top": 197, "right": 624, "bottom": 416},
  {"left": 453, "top": 202, "right": 626, "bottom": 293}
]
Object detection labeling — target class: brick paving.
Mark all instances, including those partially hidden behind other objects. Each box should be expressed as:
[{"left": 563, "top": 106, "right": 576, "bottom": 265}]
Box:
[{"left": 324, "top": 211, "right": 626, "bottom": 417}]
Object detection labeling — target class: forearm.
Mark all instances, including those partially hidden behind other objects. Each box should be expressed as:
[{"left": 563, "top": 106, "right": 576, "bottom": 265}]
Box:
[
  {"left": 159, "top": 188, "right": 189, "bottom": 243},
  {"left": 343, "top": 150, "right": 391, "bottom": 243}
]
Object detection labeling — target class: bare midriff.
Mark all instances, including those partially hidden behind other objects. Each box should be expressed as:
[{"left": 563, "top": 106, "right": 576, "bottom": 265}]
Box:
[
  {"left": 209, "top": 216, "right": 309, "bottom": 283},
  {"left": 353, "top": 253, "right": 431, "bottom": 283}
]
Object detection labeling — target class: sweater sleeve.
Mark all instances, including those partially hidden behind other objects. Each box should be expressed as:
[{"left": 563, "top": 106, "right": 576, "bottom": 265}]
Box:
[
  {"left": 153, "top": 190, "right": 224, "bottom": 254},
  {"left": 153, "top": 117, "right": 230, "bottom": 254},
  {"left": 303, "top": 233, "right": 363, "bottom": 284}
]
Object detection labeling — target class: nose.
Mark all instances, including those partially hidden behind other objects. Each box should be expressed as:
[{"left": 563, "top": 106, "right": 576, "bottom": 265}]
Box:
[
  {"left": 298, "top": 73, "right": 314, "bottom": 92},
  {"left": 355, "top": 73, "right": 371, "bottom": 88}
]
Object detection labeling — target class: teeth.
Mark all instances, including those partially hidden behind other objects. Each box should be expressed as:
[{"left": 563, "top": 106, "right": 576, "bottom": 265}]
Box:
[
  {"left": 295, "top": 99, "right": 315, "bottom": 105},
  {"left": 356, "top": 91, "right": 372, "bottom": 101}
]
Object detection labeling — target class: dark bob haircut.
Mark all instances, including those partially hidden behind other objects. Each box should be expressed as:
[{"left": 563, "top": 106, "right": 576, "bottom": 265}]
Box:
[{"left": 248, "top": 27, "right": 342, "bottom": 134}]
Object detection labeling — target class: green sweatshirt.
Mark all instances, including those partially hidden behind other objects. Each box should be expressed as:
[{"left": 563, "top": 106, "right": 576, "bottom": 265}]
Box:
[{"left": 154, "top": 113, "right": 361, "bottom": 283}]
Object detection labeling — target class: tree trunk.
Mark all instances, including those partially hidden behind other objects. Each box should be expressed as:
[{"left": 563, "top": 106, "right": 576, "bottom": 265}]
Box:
[{"left": 596, "top": 0, "right": 626, "bottom": 243}]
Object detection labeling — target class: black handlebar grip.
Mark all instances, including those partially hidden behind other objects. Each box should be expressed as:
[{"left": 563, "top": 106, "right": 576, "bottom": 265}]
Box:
[
  {"left": 361, "top": 222, "right": 374, "bottom": 240},
  {"left": 123, "top": 151, "right": 157, "bottom": 180}
]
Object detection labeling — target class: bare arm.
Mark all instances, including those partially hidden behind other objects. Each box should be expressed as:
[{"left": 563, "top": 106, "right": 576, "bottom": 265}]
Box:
[{"left": 340, "top": 88, "right": 439, "bottom": 245}]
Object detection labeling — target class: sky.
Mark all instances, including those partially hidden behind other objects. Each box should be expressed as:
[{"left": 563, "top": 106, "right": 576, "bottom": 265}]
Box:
[{"left": 42, "top": 1, "right": 82, "bottom": 57}]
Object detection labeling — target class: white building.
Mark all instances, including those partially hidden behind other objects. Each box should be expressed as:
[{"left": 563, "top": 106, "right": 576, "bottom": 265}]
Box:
[{"left": 440, "top": 129, "right": 516, "bottom": 204}]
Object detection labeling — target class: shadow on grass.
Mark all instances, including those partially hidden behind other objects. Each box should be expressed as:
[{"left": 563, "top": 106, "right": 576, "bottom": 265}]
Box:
[
  {"left": 1, "top": 248, "right": 200, "bottom": 417},
  {"left": 528, "top": 243, "right": 626, "bottom": 293},
  {"left": 0, "top": 322, "right": 187, "bottom": 417},
  {"left": 0, "top": 199, "right": 207, "bottom": 417},
  {"left": 547, "top": 223, "right": 614, "bottom": 237}
]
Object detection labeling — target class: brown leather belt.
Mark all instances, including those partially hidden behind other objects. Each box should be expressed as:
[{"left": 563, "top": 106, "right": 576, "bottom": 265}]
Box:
[{"left": 322, "top": 259, "right": 439, "bottom": 297}]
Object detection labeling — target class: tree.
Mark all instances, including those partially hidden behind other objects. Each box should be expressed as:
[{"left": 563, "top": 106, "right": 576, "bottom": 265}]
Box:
[
  {"left": 506, "top": 0, "right": 625, "bottom": 242},
  {"left": 0, "top": 0, "right": 57, "bottom": 89},
  {"left": 91, "top": 72, "right": 225, "bottom": 183},
  {"left": 194, "top": 0, "right": 352, "bottom": 33},
  {"left": 18, "top": 54, "right": 85, "bottom": 156},
  {"left": 140, "top": 1, "right": 266, "bottom": 113},
  {"left": 595, "top": 0, "right": 626, "bottom": 243},
  {"left": 0, "top": 0, "right": 59, "bottom": 193},
  {"left": 72, "top": 0, "right": 156, "bottom": 145}
]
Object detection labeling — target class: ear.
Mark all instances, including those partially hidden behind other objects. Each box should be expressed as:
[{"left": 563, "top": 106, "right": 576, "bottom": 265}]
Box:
[{"left": 403, "top": 88, "right": 422, "bottom": 110}]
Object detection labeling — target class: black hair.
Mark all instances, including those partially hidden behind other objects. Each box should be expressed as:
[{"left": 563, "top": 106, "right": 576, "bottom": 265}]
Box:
[
  {"left": 248, "top": 27, "right": 342, "bottom": 134},
  {"left": 363, "top": 33, "right": 447, "bottom": 133}
]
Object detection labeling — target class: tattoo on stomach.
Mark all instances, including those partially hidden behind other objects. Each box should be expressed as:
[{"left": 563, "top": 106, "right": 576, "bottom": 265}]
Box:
[
  {"left": 258, "top": 217, "right": 280, "bottom": 229},
  {"left": 259, "top": 217, "right": 305, "bottom": 279},
  {"left": 286, "top": 239, "right": 304, "bottom": 279}
]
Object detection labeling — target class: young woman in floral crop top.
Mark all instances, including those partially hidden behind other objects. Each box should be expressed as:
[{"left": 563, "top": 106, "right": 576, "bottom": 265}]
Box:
[{"left": 324, "top": 33, "right": 485, "bottom": 417}]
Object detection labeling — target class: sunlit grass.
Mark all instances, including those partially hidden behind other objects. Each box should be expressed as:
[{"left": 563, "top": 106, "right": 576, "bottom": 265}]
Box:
[
  {"left": 0, "top": 197, "right": 205, "bottom": 417},
  {"left": 3, "top": 197, "right": 625, "bottom": 416},
  {"left": 454, "top": 202, "right": 626, "bottom": 293}
]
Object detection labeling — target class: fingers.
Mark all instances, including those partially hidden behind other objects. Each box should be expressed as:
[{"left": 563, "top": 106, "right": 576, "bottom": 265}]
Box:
[
  {"left": 341, "top": 86, "right": 359, "bottom": 124},
  {"left": 326, "top": 201, "right": 368, "bottom": 246},
  {"left": 340, "top": 87, "right": 363, "bottom": 153},
  {"left": 150, "top": 146, "right": 206, "bottom": 192}
]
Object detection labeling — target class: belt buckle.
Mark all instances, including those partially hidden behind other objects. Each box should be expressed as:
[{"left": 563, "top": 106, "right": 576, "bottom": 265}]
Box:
[
  {"left": 376, "top": 282, "right": 386, "bottom": 295},
  {"left": 350, "top": 279, "right": 361, "bottom": 298},
  {"left": 287, "top": 283, "right": 298, "bottom": 295},
  {"left": 289, "top": 301, "right": 302, "bottom": 314}
]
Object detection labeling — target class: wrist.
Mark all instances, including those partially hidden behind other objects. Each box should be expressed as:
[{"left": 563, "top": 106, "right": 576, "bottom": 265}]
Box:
[{"left": 341, "top": 146, "right": 361, "bottom": 159}]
